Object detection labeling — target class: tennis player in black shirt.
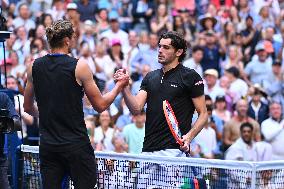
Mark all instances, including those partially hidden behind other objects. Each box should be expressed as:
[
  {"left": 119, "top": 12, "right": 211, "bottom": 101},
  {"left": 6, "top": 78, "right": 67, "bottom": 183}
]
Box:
[
  {"left": 115, "top": 31, "right": 208, "bottom": 157},
  {"left": 24, "top": 20, "right": 129, "bottom": 189}
]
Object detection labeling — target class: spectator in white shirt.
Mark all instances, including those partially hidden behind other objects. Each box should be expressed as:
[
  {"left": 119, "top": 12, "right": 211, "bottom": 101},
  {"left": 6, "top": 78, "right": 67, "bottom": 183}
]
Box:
[
  {"left": 194, "top": 105, "right": 217, "bottom": 159},
  {"left": 12, "top": 3, "right": 36, "bottom": 32},
  {"left": 261, "top": 102, "right": 284, "bottom": 160},
  {"left": 225, "top": 66, "right": 248, "bottom": 104},
  {"left": 225, "top": 122, "right": 257, "bottom": 161},
  {"left": 183, "top": 46, "right": 204, "bottom": 77},
  {"left": 100, "top": 11, "right": 129, "bottom": 52},
  {"left": 94, "top": 110, "right": 115, "bottom": 152},
  {"left": 204, "top": 69, "right": 225, "bottom": 101},
  {"left": 255, "top": 134, "right": 273, "bottom": 161}
]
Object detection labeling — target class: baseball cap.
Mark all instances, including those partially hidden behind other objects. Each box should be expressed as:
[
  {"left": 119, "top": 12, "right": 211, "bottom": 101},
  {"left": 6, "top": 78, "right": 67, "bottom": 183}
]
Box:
[
  {"left": 253, "top": 83, "right": 267, "bottom": 97},
  {"left": 0, "top": 58, "right": 13, "bottom": 66},
  {"left": 263, "top": 40, "right": 274, "bottom": 53},
  {"left": 66, "top": 3, "right": 77, "bottom": 10},
  {"left": 84, "top": 20, "right": 93, "bottom": 26},
  {"left": 255, "top": 42, "right": 265, "bottom": 52},
  {"left": 204, "top": 69, "right": 218, "bottom": 78},
  {"left": 109, "top": 11, "right": 119, "bottom": 21},
  {"left": 215, "top": 95, "right": 226, "bottom": 102},
  {"left": 111, "top": 38, "right": 121, "bottom": 46},
  {"left": 272, "top": 59, "right": 281, "bottom": 66}
]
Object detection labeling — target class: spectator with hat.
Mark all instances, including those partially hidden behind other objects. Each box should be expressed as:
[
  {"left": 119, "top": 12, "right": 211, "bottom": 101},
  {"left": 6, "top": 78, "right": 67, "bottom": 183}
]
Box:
[
  {"left": 199, "top": 13, "right": 218, "bottom": 33},
  {"left": 248, "top": 86, "right": 269, "bottom": 125},
  {"left": 80, "top": 20, "right": 96, "bottom": 53},
  {"left": 65, "top": 3, "right": 80, "bottom": 27},
  {"left": 66, "top": 3, "right": 77, "bottom": 12},
  {"left": 244, "top": 41, "right": 272, "bottom": 85},
  {"left": 204, "top": 68, "right": 225, "bottom": 101},
  {"left": 107, "top": 38, "right": 127, "bottom": 69},
  {"left": 100, "top": 10, "right": 129, "bottom": 52}
]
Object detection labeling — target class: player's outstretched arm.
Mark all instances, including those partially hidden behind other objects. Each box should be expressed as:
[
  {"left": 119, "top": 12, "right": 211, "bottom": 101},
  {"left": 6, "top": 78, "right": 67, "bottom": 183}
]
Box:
[
  {"left": 114, "top": 69, "right": 147, "bottom": 115},
  {"left": 76, "top": 59, "right": 129, "bottom": 113}
]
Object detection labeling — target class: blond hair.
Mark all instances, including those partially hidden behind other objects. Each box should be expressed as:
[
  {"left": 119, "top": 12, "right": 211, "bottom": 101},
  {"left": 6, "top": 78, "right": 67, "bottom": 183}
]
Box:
[{"left": 46, "top": 20, "right": 74, "bottom": 49}]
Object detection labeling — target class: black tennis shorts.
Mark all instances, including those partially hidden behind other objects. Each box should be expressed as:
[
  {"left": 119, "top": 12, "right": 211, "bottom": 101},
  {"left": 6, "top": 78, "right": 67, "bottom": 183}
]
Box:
[{"left": 40, "top": 144, "right": 97, "bottom": 189}]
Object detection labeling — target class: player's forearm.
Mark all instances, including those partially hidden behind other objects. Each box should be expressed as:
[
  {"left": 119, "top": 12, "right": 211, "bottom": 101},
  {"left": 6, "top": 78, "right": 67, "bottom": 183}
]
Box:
[
  {"left": 122, "top": 87, "right": 142, "bottom": 115},
  {"left": 98, "top": 85, "right": 121, "bottom": 112},
  {"left": 186, "top": 111, "right": 208, "bottom": 142}
]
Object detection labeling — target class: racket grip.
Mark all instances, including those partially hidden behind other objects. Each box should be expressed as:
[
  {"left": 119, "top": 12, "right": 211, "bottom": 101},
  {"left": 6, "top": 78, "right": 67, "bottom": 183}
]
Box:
[{"left": 185, "top": 152, "right": 190, "bottom": 157}]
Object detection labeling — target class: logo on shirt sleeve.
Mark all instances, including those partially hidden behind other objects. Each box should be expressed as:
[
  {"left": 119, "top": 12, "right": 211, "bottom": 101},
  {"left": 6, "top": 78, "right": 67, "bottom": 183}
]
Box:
[{"left": 194, "top": 80, "right": 204, "bottom": 86}]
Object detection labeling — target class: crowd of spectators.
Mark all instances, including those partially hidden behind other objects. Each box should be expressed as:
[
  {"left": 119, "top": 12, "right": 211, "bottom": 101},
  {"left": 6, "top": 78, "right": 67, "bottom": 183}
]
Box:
[{"left": 0, "top": 0, "right": 284, "bottom": 162}]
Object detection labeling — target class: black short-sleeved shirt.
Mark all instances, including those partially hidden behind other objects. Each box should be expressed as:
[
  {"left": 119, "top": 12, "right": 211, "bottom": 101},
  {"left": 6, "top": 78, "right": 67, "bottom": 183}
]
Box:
[{"left": 140, "top": 64, "right": 204, "bottom": 152}]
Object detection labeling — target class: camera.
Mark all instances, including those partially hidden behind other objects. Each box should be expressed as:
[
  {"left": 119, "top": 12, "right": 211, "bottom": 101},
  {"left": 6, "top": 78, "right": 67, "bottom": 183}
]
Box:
[{"left": 0, "top": 109, "right": 15, "bottom": 133}]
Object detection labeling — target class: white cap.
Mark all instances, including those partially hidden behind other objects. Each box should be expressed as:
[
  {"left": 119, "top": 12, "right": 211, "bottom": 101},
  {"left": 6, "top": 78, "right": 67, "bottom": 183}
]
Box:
[
  {"left": 204, "top": 69, "right": 218, "bottom": 78},
  {"left": 84, "top": 20, "right": 93, "bottom": 26},
  {"left": 67, "top": 3, "right": 77, "bottom": 10},
  {"left": 255, "top": 42, "right": 265, "bottom": 52}
]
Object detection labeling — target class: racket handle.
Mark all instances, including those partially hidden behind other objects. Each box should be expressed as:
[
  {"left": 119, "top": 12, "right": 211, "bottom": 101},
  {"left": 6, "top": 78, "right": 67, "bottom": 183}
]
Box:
[{"left": 185, "top": 152, "right": 190, "bottom": 157}]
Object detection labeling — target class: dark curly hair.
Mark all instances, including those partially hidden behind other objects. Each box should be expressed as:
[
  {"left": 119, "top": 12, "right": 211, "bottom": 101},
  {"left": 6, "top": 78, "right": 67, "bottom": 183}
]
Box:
[
  {"left": 159, "top": 31, "right": 188, "bottom": 62},
  {"left": 46, "top": 20, "right": 74, "bottom": 49}
]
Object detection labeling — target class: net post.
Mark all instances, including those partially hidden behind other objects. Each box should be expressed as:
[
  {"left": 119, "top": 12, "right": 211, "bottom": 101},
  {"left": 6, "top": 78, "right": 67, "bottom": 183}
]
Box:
[{"left": 251, "top": 163, "right": 256, "bottom": 189}]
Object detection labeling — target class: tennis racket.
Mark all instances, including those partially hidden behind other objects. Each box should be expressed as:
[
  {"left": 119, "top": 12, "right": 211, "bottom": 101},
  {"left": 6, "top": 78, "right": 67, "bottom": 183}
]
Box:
[
  {"left": 162, "top": 100, "right": 189, "bottom": 155},
  {"left": 163, "top": 100, "right": 199, "bottom": 177}
]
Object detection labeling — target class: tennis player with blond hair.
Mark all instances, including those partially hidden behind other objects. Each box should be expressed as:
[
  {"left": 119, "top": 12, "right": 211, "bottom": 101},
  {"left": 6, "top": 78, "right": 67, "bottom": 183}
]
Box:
[{"left": 24, "top": 20, "right": 129, "bottom": 189}]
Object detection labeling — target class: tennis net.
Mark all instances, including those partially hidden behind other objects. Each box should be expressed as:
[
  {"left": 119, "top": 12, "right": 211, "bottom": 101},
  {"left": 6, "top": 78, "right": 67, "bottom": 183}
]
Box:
[{"left": 20, "top": 145, "right": 284, "bottom": 189}]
